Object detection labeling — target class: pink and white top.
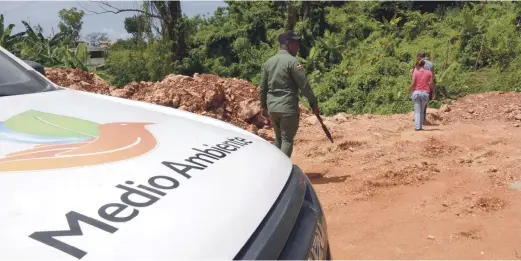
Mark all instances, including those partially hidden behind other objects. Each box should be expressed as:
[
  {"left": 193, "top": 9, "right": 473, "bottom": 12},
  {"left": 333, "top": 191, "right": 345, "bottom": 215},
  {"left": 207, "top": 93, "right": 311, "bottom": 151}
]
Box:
[{"left": 412, "top": 69, "right": 433, "bottom": 92}]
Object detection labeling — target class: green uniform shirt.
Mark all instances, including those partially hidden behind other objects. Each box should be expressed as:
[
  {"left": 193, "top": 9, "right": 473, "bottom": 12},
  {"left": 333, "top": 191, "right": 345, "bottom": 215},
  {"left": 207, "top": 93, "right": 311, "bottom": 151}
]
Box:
[{"left": 259, "top": 50, "right": 318, "bottom": 114}]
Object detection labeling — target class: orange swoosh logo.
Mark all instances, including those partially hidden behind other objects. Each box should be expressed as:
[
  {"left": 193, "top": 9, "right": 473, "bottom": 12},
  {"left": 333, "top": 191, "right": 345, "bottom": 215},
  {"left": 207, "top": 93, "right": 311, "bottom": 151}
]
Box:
[{"left": 0, "top": 122, "right": 157, "bottom": 172}]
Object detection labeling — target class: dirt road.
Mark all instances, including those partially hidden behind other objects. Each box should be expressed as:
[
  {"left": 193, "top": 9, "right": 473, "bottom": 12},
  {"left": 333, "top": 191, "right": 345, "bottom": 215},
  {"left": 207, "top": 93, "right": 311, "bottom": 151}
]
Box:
[{"left": 291, "top": 92, "right": 521, "bottom": 259}]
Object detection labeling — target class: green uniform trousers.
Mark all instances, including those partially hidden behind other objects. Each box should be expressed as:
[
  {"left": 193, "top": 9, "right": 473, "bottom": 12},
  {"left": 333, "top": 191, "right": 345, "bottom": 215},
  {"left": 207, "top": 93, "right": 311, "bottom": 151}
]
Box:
[{"left": 270, "top": 112, "right": 300, "bottom": 158}]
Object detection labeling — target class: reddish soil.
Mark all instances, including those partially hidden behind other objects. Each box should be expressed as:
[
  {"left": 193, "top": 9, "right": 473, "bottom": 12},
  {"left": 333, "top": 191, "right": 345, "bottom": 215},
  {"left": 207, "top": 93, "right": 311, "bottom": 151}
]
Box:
[
  {"left": 46, "top": 68, "right": 521, "bottom": 259},
  {"left": 294, "top": 92, "right": 521, "bottom": 259}
]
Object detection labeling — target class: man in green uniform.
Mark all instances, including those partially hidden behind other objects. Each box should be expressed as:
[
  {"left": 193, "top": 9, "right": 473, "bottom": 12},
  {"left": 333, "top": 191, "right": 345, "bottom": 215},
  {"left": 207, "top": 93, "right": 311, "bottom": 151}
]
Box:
[{"left": 259, "top": 31, "right": 319, "bottom": 158}]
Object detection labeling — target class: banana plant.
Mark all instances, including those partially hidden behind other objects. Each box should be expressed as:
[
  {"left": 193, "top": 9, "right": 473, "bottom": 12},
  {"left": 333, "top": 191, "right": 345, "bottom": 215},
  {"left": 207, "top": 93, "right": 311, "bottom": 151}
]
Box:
[
  {"left": 0, "top": 14, "right": 26, "bottom": 51},
  {"left": 20, "top": 21, "right": 66, "bottom": 66},
  {"left": 63, "top": 42, "right": 89, "bottom": 71}
]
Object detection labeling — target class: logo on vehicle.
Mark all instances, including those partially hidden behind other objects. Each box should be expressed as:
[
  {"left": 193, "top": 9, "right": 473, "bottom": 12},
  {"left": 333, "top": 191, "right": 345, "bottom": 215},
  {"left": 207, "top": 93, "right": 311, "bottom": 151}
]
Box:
[{"left": 0, "top": 110, "right": 157, "bottom": 172}]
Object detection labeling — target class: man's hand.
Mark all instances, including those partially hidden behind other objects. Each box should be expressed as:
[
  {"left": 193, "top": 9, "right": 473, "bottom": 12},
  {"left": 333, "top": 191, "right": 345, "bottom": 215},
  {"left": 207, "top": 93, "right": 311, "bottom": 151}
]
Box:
[
  {"left": 313, "top": 106, "right": 320, "bottom": 115},
  {"left": 432, "top": 93, "right": 436, "bottom": 100}
]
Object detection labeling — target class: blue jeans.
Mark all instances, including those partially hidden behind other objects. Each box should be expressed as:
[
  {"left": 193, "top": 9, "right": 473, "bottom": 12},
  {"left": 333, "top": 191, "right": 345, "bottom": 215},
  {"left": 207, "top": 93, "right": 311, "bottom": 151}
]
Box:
[{"left": 411, "top": 91, "right": 430, "bottom": 130}]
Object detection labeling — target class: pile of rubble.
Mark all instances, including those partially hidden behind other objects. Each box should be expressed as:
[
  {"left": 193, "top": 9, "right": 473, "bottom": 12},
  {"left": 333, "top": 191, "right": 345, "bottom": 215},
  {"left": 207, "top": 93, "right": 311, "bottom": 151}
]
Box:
[
  {"left": 45, "top": 68, "right": 115, "bottom": 95},
  {"left": 44, "top": 68, "right": 313, "bottom": 139},
  {"left": 112, "top": 74, "right": 271, "bottom": 131},
  {"left": 438, "top": 91, "right": 521, "bottom": 125}
]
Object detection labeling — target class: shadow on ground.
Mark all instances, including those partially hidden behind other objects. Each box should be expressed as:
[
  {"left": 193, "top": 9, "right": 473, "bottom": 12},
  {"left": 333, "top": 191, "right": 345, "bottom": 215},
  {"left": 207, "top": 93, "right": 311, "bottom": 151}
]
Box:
[
  {"left": 308, "top": 174, "right": 350, "bottom": 185},
  {"left": 421, "top": 128, "right": 441, "bottom": 131}
]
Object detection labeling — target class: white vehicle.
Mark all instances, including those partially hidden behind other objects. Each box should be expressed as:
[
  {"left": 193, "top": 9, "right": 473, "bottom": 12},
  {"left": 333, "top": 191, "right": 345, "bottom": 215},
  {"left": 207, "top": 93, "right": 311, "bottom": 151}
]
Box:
[{"left": 0, "top": 46, "right": 331, "bottom": 260}]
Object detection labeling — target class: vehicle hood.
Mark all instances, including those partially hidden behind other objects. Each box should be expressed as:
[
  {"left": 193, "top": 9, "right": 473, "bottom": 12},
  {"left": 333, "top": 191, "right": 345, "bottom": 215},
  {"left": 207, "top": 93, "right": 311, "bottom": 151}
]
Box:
[{"left": 0, "top": 89, "right": 292, "bottom": 260}]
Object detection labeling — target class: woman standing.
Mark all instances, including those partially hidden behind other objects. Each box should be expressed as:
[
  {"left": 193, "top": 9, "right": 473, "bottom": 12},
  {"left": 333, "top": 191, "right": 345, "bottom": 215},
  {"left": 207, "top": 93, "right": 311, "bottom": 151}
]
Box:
[
  {"left": 410, "top": 52, "right": 424, "bottom": 122},
  {"left": 409, "top": 59, "right": 434, "bottom": 131}
]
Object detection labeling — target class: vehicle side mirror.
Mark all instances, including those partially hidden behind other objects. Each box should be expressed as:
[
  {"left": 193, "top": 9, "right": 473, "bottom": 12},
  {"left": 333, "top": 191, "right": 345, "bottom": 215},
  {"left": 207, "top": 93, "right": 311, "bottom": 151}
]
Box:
[{"left": 22, "top": 60, "right": 46, "bottom": 76}]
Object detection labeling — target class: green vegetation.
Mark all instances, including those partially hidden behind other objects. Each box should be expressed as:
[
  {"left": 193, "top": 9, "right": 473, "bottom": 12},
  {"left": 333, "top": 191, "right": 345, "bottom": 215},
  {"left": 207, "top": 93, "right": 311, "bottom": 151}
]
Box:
[
  {"left": 2, "top": 1, "right": 521, "bottom": 115},
  {"left": 0, "top": 8, "right": 89, "bottom": 70}
]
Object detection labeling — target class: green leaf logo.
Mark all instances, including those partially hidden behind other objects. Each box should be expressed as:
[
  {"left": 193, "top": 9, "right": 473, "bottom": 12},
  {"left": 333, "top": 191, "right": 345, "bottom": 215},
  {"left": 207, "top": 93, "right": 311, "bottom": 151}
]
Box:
[{"left": 4, "top": 110, "right": 100, "bottom": 139}]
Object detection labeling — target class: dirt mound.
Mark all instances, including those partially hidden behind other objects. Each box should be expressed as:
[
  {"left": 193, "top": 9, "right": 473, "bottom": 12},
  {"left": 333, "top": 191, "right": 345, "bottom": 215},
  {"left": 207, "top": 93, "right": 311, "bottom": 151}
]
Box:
[
  {"left": 43, "top": 68, "right": 343, "bottom": 139},
  {"left": 45, "top": 68, "right": 318, "bottom": 137},
  {"left": 440, "top": 91, "right": 521, "bottom": 123},
  {"left": 45, "top": 67, "right": 114, "bottom": 95},
  {"left": 472, "top": 196, "right": 508, "bottom": 212},
  {"left": 45, "top": 68, "right": 274, "bottom": 133},
  {"left": 453, "top": 192, "right": 510, "bottom": 215},
  {"left": 116, "top": 74, "right": 268, "bottom": 130},
  {"left": 420, "top": 137, "right": 460, "bottom": 158},
  {"left": 365, "top": 161, "right": 440, "bottom": 188}
]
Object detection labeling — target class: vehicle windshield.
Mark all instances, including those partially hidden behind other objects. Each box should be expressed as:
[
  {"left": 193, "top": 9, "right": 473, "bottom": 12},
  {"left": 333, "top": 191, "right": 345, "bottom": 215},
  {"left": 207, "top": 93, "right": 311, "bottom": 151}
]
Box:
[{"left": 0, "top": 51, "right": 57, "bottom": 97}]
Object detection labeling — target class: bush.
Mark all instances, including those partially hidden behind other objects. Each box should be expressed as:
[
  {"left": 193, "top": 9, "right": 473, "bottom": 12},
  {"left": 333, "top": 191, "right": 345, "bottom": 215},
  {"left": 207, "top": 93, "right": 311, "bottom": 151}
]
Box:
[{"left": 101, "top": 40, "right": 174, "bottom": 87}]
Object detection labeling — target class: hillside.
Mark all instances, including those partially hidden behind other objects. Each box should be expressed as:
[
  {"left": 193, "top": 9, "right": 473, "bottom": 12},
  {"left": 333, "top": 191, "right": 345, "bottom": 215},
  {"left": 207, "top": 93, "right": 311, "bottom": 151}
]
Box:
[{"left": 46, "top": 68, "right": 521, "bottom": 259}]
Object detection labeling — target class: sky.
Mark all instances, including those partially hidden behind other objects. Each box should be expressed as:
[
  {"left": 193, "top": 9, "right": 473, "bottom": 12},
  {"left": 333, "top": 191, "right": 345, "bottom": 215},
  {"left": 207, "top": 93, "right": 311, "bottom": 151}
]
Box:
[{"left": 1, "top": 1, "right": 227, "bottom": 40}]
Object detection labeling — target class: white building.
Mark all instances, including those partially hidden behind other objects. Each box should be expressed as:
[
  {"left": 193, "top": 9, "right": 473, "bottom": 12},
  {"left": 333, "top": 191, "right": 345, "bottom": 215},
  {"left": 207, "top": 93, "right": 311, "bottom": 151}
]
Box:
[{"left": 69, "top": 40, "right": 111, "bottom": 66}]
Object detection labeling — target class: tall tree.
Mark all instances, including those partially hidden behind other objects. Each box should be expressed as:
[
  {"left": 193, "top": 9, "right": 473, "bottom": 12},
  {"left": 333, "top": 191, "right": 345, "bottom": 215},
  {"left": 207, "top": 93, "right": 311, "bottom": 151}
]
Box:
[
  {"left": 58, "top": 7, "right": 85, "bottom": 45},
  {"left": 124, "top": 14, "right": 150, "bottom": 44},
  {"left": 286, "top": 1, "right": 297, "bottom": 31},
  {"left": 85, "top": 32, "right": 109, "bottom": 45},
  {"left": 80, "top": 1, "right": 187, "bottom": 61}
]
